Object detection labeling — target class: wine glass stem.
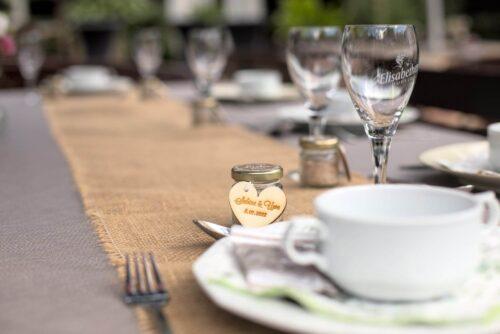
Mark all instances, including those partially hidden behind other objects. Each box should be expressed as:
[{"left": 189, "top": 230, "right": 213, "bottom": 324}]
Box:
[
  {"left": 309, "top": 111, "right": 325, "bottom": 138},
  {"left": 27, "top": 77, "right": 35, "bottom": 90},
  {"left": 196, "top": 79, "right": 212, "bottom": 99},
  {"left": 370, "top": 136, "right": 392, "bottom": 184}
]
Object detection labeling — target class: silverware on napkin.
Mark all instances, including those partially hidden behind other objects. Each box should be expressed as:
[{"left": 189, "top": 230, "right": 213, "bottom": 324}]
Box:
[
  {"left": 124, "top": 252, "right": 172, "bottom": 334},
  {"left": 193, "top": 219, "right": 319, "bottom": 249},
  {"left": 456, "top": 184, "right": 474, "bottom": 192}
]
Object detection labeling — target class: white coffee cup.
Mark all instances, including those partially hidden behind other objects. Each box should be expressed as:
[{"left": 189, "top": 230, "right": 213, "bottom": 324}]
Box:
[
  {"left": 488, "top": 122, "right": 500, "bottom": 172},
  {"left": 234, "top": 69, "right": 282, "bottom": 99},
  {"left": 283, "top": 184, "right": 499, "bottom": 302}
]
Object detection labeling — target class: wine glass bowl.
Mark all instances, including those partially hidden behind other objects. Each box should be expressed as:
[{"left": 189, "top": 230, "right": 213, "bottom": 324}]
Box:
[
  {"left": 286, "top": 27, "right": 342, "bottom": 138},
  {"left": 341, "top": 25, "right": 419, "bottom": 183},
  {"left": 133, "top": 28, "right": 163, "bottom": 80},
  {"left": 186, "top": 27, "right": 233, "bottom": 97}
]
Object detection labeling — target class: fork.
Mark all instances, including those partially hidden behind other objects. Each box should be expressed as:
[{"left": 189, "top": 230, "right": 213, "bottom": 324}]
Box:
[{"left": 124, "top": 252, "right": 172, "bottom": 334}]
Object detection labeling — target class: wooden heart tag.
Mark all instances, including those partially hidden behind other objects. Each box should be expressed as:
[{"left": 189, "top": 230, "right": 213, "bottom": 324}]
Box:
[{"left": 229, "top": 181, "right": 286, "bottom": 228}]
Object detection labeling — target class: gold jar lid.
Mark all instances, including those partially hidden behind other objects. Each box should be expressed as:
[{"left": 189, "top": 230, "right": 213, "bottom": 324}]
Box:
[
  {"left": 299, "top": 136, "right": 339, "bottom": 150},
  {"left": 231, "top": 163, "right": 283, "bottom": 182}
]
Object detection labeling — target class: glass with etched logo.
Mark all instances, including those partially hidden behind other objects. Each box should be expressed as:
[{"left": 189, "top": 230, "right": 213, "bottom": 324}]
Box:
[{"left": 341, "top": 25, "right": 418, "bottom": 183}]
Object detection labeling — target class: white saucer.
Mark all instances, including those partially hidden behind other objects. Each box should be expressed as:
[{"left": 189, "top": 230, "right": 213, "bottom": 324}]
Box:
[
  {"left": 420, "top": 141, "right": 500, "bottom": 192},
  {"left": 193, "top": 237, "right": 500, "bottom": 334},
  {"left": 62, "top": 76, "right": 132, "bottom": 95},
  {"left": 60, "top": 66, "right": 132, "bottom": 95}
]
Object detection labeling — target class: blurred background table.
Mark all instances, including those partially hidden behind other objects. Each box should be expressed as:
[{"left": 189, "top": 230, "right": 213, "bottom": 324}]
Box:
[
  {"left": 0, "top": 0, "right": 499, "bottom": 122},
  {"left": 168, "top": 81, "right": 483, "bottom": 185}
]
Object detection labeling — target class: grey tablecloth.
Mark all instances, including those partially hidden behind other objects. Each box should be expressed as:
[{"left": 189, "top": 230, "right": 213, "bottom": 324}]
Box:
[
  {"left": 0, "top": 85, "right": 484, "bottom": 334},
  {"left": 0, "top": 91, "right": 138, "bottom": 334}
]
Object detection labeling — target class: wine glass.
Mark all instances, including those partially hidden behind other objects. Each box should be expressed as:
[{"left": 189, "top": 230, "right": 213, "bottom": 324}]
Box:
[
  {"left": 133, "top": 28, "right": 162, "bottom": 80},
  {"left": 17, "top": 31, "right": 45, "bottom": 104},
  {"left": 286, "top": 27, "right": 342, "bottom": 138},
  {"left": 341, "top": 25, "right": 419, "bottom": 184},
  {"left": 186, "top": 27, "right": 233, "bottom": 99}
]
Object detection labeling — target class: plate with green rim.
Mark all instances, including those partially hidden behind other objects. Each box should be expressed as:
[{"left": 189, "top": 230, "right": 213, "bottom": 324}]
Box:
[{"left": 193, "top": 236, "right": 500, "bottom": 334}]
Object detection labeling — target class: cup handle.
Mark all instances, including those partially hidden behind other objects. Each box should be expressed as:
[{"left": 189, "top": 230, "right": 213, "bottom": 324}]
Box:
[
  {"left": 283, "top": 216, "right": 329, "bottom": 272},
  {"left": 336, "top": 143, "right": 352, "bottom": 182},
  {"left": 474, "top": 191, "right": 499, "bottom": 228}
]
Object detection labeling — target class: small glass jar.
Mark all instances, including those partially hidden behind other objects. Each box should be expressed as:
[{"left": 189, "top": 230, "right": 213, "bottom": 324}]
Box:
[
  {"left": 299, "top": 136, "right": 351, "bottom": 187},
  {"left": 231, "top": 163, "right": 284, "bottom": 224}
]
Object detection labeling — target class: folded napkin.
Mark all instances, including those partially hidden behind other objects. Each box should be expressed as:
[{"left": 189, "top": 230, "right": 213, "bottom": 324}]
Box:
[
  {"left": 209, "top": 221, "right": 500, "bottom": 326},
  {"left": 230, "top": 222, "right": 337, "bottom": 297}
]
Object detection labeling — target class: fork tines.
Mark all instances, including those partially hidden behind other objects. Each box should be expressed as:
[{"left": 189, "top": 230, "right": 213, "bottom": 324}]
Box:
[{"left": 124, "top": 252, "right": 169, "bottom": 306}]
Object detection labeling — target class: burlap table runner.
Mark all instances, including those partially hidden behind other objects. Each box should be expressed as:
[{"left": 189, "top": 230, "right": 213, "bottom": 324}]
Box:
[{"left": 43, "top": 92, "right": 367, "bottom": 334}]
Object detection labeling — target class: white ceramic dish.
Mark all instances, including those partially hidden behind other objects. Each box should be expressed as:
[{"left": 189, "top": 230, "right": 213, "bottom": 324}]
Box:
[
  {"left": 62, "top": 76, "right": 132, "bottom": 95},
  {"left": 420, "top": 141, "right": 500, "bottom": 192},
  {"left": 64, "top": 65, "right": 111, "bottom": 82},
  {"left": 61, "top": 65, "right": 132, "bottom": 95},
  {"left": 193, "top": 237, "right": 500, "bottom": 334},
  {"left": 213, "top": 81, "right": 300, "bottom": 102},
  {"left": 278, "top": 90, "right": 420, "bottom": 127},
  {"left": 233, "top": 69, "right": 282, "bottom": 99}
]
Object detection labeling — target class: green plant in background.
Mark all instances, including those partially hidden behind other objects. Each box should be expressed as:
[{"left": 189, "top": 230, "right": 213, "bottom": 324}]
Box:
[
  {"left": 343, "top": 0, "right": 482, "bottom": 40},
  {"left": 273, "top": 0, "right": 436, "bottom": 39},
  {"left": 191, "top": 3, "right": 224, "bottom": 26},
  {"left": 64, "top": 0, "right": 161, "bottom": 26},
  {"left": 343, "top": 0, "right": 425, "bottom": 27},
  {"left": 273, "top": 0, "right": 344, "bottom": 39},
  {"left": 471, "top": 12, "right": 500, "bottom": 39}
]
